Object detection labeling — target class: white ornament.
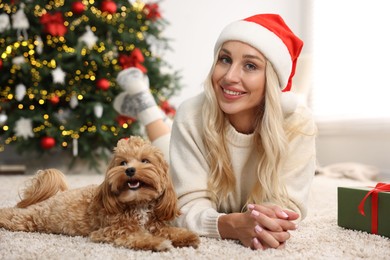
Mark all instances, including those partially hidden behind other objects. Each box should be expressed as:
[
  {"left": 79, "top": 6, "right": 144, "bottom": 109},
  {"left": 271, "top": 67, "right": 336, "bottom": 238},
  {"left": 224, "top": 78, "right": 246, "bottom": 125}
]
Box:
[
  {"left": 145, "top": 34, "right": 166, "bottom": 57},
  {"left": 51, "top": 67, "right": 66, "bottom": 84},
  {"left": 0, "top": 112, "right": 7, "bottom": 125},
  {"left": 94, "top": 103, "right": 104, "bottom": 118},
  {"left": 36, "top": 36, "right": 43, "bottom": 55},
  {"left": 0, "top": 14, "right": 10, "bottom": 33},
  {"left": 14, "top": 117, "right": 34, "bottom": 140},
  {"left": 72, "top": 138, "right": 78, "bottom": 157},
  {"left": 12, "top": 55, "right": 25, "bottom": 66},
  {"left": 104, "top": 46, "right": 118, "bottom": 60},
  {"left": 70, "top": 95, "right": 79, "bottom": 109},
  {"left": 15, "top": 83, "right": 26, "bottom": 101},
  {"left": 78, "top": 26, "right": 98, "bottom": 49},
  {"left": 12, "top": 3, "right": 30, "bottom": 39},
  {"left": 54, "top": 109, "right": 71, "bottom": 124}
]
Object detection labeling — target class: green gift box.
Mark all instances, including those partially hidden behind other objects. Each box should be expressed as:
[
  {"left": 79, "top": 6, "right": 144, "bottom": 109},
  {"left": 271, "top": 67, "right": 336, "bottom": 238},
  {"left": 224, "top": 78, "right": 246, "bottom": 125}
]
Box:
[{"left": 338, "top": 183, "right": 390, "bottom": 238}]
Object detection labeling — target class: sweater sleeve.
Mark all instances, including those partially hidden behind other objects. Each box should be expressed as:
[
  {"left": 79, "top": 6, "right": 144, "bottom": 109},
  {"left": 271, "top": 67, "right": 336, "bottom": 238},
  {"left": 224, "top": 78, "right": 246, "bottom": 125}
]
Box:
[
  {"left": 281, "top": 106, "right": 317, "bottom": 221},
  {"left": 169, "top": 94, "right": 224, "bottom": 238}
]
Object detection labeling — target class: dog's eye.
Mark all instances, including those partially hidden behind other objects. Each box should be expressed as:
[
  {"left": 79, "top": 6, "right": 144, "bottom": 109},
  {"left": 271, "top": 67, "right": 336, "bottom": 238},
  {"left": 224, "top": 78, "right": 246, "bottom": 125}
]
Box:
[
  {"left": 141, "top": 159, "right": 150, "bottom": 164},
  {"left": 120, "top": 161, "right": 127, "bottom": 166}
]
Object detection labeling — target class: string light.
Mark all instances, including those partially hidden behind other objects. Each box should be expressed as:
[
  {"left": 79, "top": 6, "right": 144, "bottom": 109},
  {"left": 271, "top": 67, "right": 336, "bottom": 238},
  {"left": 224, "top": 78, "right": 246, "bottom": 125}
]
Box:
[{"left": 0, "top": 0, "right": 175, "bottom": 164}]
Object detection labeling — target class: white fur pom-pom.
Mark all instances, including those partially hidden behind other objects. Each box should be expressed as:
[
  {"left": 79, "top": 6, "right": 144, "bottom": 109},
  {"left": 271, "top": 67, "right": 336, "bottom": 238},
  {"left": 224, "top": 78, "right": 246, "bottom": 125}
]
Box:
[
  {"left": 116, "top": 67, "right": 149, "bottom": 95},
  {"left": 280, "top": 91, "right": 298, "bottom": 115}
]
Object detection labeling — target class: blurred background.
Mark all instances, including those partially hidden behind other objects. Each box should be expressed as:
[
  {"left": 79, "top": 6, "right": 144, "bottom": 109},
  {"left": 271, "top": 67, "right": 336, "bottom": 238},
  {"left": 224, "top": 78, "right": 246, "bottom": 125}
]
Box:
[{"left": 1, "top": 0, "right": 389, "bottom": 178}]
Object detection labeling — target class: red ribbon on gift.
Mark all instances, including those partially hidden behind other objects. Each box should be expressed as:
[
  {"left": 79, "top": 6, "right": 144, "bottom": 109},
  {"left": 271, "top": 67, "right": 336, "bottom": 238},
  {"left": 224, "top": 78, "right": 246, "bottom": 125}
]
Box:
[{"left": 358, "top": 182, "right": 390, "bottom": 234}]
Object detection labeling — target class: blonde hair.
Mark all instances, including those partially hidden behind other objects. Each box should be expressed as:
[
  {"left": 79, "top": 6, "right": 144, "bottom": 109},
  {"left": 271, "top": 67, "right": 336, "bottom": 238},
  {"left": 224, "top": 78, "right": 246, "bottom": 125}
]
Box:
[{"left": 201, "top": 54, "right": 295, "bottom": 210}]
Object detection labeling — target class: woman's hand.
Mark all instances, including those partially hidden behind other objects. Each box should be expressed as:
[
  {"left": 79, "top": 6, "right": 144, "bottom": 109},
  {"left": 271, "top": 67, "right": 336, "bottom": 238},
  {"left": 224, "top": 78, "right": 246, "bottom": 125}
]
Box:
[
  {"left": 248, "top": 203, "right": 299, "bottom": 250},
  {"left": 217, "top": 204, "right": 299, "bottom": 250},
  {"left": 218, "top": 212, "right": 263, "bottom": 248}
]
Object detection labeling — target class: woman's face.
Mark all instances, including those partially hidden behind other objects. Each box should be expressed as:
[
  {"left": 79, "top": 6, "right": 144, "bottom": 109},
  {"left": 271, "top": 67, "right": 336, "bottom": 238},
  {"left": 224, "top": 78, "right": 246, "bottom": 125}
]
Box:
[{"left": 212, "top": 41, "right": 266, "bottom": 133}]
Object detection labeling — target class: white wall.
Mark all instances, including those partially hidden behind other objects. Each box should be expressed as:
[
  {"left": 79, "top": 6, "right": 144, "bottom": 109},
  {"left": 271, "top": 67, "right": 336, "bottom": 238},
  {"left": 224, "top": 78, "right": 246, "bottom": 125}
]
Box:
[
  {"left": 159, "top": 1, "right": 390, "bottom": 177},
  {"left": 316, "top": 119, "right": 390, "bottom": 175},
  {"left": 160, "top": 0, "right": 310, "bottom": 107}
]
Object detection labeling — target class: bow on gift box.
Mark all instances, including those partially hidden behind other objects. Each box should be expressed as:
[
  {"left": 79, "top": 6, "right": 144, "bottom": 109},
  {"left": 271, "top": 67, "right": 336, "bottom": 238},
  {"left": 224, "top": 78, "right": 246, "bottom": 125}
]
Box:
[
  {"left": 358, "top": 182, "right": 390, "bottom": 234},
  {"left": 40, "top": 12, "right": 67, "bottom": 37},
  {"left": 119, "top": 48, "right": 147, "bottom": 73}
]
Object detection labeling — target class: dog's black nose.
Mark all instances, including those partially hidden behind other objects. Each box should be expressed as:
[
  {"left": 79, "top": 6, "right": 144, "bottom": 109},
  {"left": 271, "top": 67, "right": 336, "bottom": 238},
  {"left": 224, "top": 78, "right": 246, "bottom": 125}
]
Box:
[{"left": 125, "top": 167, "right": 136, "bottom": 177}]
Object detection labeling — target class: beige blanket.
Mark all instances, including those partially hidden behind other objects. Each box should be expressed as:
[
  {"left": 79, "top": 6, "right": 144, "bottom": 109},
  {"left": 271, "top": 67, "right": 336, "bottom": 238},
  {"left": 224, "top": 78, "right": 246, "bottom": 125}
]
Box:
[{"left": 0, "top": 174, "right": 389, "bottom": 259}]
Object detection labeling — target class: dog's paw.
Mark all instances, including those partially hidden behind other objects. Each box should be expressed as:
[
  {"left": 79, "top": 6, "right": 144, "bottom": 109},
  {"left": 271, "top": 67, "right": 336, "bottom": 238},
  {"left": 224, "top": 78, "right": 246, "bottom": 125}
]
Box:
[
  {"left": 171, "top": 230, "right": 200, "bottom": 249},
  {"left": 154, "top": 240, "right": 173, "bottom": 252}
]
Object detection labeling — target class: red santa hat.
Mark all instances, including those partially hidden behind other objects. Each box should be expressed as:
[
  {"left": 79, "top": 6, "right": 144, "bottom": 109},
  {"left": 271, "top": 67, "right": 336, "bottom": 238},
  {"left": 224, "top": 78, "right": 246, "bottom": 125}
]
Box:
[{"left": 214, "top": 14, "right": 304, "bottom": 113}]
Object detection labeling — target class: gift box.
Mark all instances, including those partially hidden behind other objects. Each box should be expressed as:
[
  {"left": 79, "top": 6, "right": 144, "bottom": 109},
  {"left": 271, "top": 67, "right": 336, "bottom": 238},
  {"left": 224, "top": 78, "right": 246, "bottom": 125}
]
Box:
[{"left": 338, "top": 183, "right": 390, "bottom": 238}]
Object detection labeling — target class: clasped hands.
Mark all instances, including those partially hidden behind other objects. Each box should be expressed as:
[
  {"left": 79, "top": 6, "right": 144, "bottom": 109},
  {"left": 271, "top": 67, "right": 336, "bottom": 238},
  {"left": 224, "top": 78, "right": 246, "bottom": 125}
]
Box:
[
  {"left": 218, "top": 203, "right": 299, "bottom": 250},
  {"left": 246, "top": 204, "right": 299, "bottom": 250}
]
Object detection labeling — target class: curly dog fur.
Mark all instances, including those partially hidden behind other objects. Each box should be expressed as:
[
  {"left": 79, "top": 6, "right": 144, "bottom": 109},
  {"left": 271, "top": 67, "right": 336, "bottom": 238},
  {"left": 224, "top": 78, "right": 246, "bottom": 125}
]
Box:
[{"left": 0, "top": 136, "right": 200, "bottom": 251}]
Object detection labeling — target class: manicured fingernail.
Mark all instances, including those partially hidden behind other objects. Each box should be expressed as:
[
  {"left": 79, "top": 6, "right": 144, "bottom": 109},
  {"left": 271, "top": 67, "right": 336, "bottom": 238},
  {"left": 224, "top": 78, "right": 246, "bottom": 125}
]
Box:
[
  {"left": 248, "top": 204, "right": 255, "bottom": 210},
  {"left": 281, "top": 211, "right": 289, "bottom": 219},
  {"left": 295, "top": 224, "right": 299, "bottom": 230},
  {"left": 255, "top": 225, "right": 263, "bottom": 233},
  {"left": 253, "top": 237, "right": 262, "bottom": 250},
  {"left": 251, "top": 210, "right": 260, "bottom": 217}
]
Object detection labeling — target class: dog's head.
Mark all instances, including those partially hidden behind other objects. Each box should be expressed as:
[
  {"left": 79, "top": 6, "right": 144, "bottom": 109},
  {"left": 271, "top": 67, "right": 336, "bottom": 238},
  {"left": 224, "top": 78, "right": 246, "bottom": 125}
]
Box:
[{"left": 97, "top": 136, "right": 179, "bottom": 221}]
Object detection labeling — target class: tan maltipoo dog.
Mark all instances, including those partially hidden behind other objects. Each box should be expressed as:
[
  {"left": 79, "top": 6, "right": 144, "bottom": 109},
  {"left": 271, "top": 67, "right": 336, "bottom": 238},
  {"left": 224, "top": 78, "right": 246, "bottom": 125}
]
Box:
[{"left": 0, "top": 136, "right": 200, "bottom": 251}]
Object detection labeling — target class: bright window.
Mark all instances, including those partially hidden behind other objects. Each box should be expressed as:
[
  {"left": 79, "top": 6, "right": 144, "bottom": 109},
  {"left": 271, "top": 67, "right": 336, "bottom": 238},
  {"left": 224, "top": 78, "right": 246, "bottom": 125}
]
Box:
[{"left": 312, "top": 0, "right": 390, "bottom": 120}]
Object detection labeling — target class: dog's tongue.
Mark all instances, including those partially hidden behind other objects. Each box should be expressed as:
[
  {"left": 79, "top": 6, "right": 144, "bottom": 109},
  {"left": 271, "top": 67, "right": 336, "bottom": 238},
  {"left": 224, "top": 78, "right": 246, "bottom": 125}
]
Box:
[{"left": 128, "top": 181, "right": 140, "bottom": 189}]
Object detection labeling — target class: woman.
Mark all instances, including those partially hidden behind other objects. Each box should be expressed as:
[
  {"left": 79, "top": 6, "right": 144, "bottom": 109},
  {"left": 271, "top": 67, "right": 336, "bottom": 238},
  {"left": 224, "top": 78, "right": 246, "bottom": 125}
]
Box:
[{"left": 113, "top": 14, "right": 317, "bottom": 250}]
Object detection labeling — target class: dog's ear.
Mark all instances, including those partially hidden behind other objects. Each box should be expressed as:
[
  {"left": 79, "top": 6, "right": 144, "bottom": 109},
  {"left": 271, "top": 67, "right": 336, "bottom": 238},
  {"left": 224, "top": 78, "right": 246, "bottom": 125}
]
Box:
[
  {"left": 153, "top": 155, "right": 180, "bottom": 221},
  {"left": 154, "top": 174, "right": 180, "bottom": 221},
  {"left": 95, "top": 179, "right": 123, "bottom": 214}
]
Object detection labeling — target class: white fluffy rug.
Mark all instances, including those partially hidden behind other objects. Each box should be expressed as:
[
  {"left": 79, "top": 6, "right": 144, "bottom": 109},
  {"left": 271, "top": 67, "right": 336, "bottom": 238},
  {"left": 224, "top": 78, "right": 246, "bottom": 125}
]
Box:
[{"left": 0, "top": 174, "right": 389, "bottom": 260}]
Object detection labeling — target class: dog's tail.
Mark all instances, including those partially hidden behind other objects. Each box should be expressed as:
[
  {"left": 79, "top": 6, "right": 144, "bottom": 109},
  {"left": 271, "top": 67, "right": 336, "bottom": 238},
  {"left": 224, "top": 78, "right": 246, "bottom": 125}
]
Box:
[{"left": 16, "top": 168, "right": 69, "bottom": 208}]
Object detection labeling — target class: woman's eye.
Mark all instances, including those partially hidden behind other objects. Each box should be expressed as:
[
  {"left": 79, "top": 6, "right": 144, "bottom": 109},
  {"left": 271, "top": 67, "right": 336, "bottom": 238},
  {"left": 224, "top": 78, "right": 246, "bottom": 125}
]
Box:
[
  {"left": 141, "top": 159, "right": 150, "bottom": 164},
  {"left": 120, "top": 161, "right": 127, "bottom": 166},
  {"left": 218, "top": 56, "right": 231, "bottom": 64},
  {"left": 245, "top": 63, "right": 256, "bottom": 71}
]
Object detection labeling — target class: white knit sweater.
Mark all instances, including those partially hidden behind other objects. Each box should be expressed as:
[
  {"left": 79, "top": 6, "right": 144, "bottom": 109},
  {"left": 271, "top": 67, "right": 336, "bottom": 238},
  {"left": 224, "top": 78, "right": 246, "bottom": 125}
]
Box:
[{"left": 169, "top": 93, "right": 317, "bottom": 238}]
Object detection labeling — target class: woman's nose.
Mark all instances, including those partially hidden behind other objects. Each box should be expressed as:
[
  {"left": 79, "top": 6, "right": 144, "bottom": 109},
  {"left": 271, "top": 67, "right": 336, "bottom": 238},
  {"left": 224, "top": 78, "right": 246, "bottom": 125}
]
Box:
[{"left": 224, "top": 64, "right": 241, "bottom": 82}]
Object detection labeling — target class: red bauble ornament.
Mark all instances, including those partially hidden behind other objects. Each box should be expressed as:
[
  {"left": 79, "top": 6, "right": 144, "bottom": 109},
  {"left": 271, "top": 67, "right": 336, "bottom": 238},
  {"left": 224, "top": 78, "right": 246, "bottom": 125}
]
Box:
[
  {"left": 40, "top": 136, "right": 56, "bottom": 150},
  {"left": 101, "top": 0, "right": 117, "bottom": 14},
  {"left": 50, "top": 95, "right": 60, "bottom": 105},
  {"left": 72, "top": 1, "right": 86, "bottom": 14},
  {"left": 0, "top": 59, "right": 3, "bottom": 70},
  {"left": 96, "top": 78, "right": 110, "bottom": 91},
  {"left": 116, "top": 115, "right": 135, "bottom": 127}
]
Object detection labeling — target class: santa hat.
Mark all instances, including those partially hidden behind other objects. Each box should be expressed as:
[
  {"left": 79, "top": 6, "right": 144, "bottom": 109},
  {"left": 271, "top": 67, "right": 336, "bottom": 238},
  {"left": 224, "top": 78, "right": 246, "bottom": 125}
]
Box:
[{"left": 214, "top": 14, "right": 303, "bottom": 113}]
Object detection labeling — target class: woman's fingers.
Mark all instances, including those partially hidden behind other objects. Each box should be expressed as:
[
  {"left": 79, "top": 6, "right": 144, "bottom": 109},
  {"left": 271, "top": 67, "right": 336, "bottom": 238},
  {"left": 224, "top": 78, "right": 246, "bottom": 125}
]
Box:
[
  {"left": 252, "top": 237, "right": 263, "bottom": 250},
  {"left": 275, "top": 218, "right": 298, "bottom": 231},
  {"left": 253, "top": 228, "right": 290, "bottom": 249},
  {"left": 253, "top": 225, "right": 283, "bottom": 249},
  {"left": 251, "top": 209, "right": 298, "bottom": 232},
  {"left": 250, "top": 210, "right": 283, "bottom": 232},
  {"left": 267, "top": 230, "right": 291, "bottom": 243},
  {"left": 248, "top": 203, "right": 300, "bottom": 221},
  {"left": 248, "top": 204, "right": 276, "bottom": 218},
  {"left": 279, "top": 208, "right": 299, "bottom": 220},
  {"left": 250, "top": 209, "right": 298, "bottom": 232}
]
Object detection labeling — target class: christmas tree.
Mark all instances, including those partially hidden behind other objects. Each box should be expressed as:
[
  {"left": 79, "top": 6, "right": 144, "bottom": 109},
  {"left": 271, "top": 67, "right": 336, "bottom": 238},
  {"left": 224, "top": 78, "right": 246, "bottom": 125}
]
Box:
[{"left": 0, "top": 0, "right": 179, "bottom": 167}]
